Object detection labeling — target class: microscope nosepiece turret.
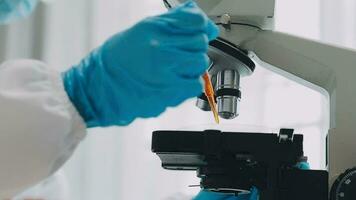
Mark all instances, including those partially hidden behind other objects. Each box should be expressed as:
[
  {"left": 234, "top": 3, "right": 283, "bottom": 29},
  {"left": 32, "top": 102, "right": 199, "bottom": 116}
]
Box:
[{"left": 196, "top": 38, "right": 255, "bottom": 120}]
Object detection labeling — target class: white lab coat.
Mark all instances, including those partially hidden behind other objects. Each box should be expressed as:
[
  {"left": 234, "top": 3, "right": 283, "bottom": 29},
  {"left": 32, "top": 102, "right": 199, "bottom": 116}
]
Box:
[{"left": 0, "top": 59, "right": 86, "bottom": 198}]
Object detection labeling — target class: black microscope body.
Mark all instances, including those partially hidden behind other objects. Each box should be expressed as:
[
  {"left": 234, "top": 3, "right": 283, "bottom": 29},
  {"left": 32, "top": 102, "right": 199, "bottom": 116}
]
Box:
[{"left": 152, "top": 129, "right": 329, "bottom": 200}]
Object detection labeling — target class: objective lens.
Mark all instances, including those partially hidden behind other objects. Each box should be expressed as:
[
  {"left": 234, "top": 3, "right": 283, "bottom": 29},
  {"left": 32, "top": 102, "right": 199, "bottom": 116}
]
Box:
[{"left": 216, "top": 70, "right": 241, "bottom": 119}]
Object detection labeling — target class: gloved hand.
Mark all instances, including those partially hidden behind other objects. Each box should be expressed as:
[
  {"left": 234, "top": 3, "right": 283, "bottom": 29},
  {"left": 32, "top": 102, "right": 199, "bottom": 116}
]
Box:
[
  {"left": 194, "top": 188, "right": 259, "bottom": 200},
  {"left": 62, "top": 1, "right": 219, "bottom": 127},
  {"left": 295, "top": 161, "right": 310, "bottom": 170},
  {"left": 0, "top": 0, "right": 38, "bottom": 24}
]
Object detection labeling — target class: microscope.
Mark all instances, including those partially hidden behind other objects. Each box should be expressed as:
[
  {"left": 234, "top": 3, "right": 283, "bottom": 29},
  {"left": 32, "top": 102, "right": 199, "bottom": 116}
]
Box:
[{"left": 152, "top": 0, "right": 356, "bottom": 199}]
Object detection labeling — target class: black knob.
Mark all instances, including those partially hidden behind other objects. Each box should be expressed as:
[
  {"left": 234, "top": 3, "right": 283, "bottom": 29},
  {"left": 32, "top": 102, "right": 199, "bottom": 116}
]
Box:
[{"left": 330, "top": 167, "right": 356, "bottom": 200}]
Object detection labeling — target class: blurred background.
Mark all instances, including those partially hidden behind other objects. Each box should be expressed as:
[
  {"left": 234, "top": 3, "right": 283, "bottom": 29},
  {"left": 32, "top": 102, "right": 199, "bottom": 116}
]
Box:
[{"left": 0, "top": 0, "right": 355, "bottom": 199}]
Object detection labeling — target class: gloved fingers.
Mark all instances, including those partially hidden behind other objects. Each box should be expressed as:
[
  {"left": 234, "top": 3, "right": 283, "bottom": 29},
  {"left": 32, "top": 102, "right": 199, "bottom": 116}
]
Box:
[
  {"left": 168, "top": 79, "right": 203, "bottom": 103},
  {"left": 193, "top": 190, "right": 238, "bottom": 200},
  {"left": 139, "top": 80, "right": 201, "bottom": 111},
  {"left": 295, "top": 161, "right": 310, "bottom": 170},
  {"left": 156, "top": 48, "right": 209, "bottom": 74},
  {"left": 151, "top": 14, "right": 219, "bottom": 42},
  {"left": 139, "top": 103, "right": 167, "bottom": 118},
  {"left": 175, "top": 78, "right": 203, "bottom": 100},
  {"left": 157, "top": 1, "right": 215, "bottom": 34},
  {"left": 171, "top": 53, "right": 209, "bottom": 79},
  {"left": 160, "top": 33, "right": 209, "bottom": 52},
  {"left": 248, "top": 187, "right": 259, "bottom": 200},
  {"left": 206, "top": 19, "right": 220, "bottom": 41},
  {"left": 228, "top": 188, "right": 258, "bottom": 200}
]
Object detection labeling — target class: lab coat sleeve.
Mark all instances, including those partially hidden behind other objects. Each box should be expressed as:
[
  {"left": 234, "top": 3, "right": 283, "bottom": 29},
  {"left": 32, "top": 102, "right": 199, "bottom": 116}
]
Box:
[{"left": 0, "top": 59, "right": 86, "bottom": 197}]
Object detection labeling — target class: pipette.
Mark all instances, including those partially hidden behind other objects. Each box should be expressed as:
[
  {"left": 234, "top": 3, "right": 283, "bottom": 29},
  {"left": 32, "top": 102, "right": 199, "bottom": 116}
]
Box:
[{"left": 202, "top": 72, "right": 220, "bottom": 124}]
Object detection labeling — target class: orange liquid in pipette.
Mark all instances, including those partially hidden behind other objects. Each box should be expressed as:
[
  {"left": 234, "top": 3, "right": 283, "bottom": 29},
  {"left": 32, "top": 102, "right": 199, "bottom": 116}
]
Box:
[{"left": 202, "top": 72, "right": 220, "bottom": 124}]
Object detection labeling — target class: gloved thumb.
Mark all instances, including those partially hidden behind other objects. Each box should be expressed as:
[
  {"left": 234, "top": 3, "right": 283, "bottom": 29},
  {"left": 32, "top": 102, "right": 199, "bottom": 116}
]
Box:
[
  {"left": 158, "top": 0, "right": 215, "bottom": 33},
  {"left": 174, "top": 1, "right": 219, "bottom": 41},
  {"left": 206, "top": 19, "right": 220, "bottom": 41}
]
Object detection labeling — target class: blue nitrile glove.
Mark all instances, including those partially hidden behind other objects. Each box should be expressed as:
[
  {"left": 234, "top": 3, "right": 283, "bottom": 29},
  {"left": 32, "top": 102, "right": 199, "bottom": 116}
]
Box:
[
  {"left": 62, "top": 1, "right": 219, "bottom": 127},
  {"left": 194, "top": 187, "right": 259, "bottom": 200},
  {"left": 295, "top": 161, "right": 310, "bottom": 170},
  {"left": 0, "top": 0, "right": 38, "bottom": 24}
]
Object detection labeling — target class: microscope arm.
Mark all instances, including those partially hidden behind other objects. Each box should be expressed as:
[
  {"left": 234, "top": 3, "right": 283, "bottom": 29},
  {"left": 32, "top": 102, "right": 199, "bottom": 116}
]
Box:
[
  {"left": 242, "top": 30, "right": 356, "bottom": 184},
  {"left": 243, "top": 31, "right": 336, "bottom": 96}
]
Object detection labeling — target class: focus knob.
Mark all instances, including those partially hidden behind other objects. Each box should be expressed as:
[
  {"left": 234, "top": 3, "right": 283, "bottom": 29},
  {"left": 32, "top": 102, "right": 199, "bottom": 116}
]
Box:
[{"left": 330, "top": 167, "right": 356, "bottom": 200}]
